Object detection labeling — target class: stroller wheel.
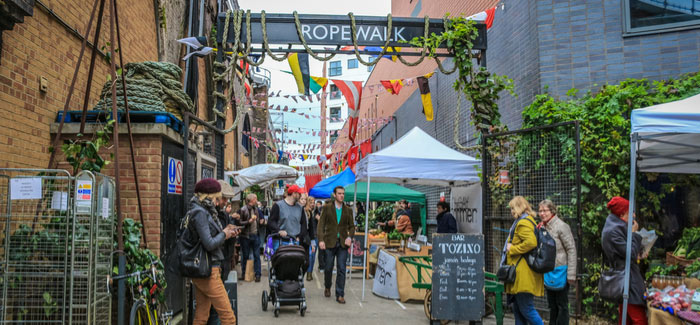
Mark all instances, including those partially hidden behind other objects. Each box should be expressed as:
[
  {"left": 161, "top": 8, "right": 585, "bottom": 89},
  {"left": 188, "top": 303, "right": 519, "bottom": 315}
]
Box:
[
  {"left": 261, "top": 291, "right": 268, "bottom": 311},
  {"left": 300, "top": 306, "right": 306, "bottom": 317},
  {"left": 274, "top": 308, "right": 280, "bottom": 317}
]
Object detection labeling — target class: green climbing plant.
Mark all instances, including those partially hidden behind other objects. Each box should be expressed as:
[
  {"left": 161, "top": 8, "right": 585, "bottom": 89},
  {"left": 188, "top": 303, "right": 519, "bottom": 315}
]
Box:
[
  {"left": 521, "top": 72, "right": 700, "bottom": 318},
  {"left": 405, "top": 15, "right": 515, "bottom": 148},
  {"left": 61, "top": 119, "right": 114, "bottom": 175}
]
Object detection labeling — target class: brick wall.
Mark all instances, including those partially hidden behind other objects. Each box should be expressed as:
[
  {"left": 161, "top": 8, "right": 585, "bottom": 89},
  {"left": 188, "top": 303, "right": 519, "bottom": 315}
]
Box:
[
  {"left": 54, "top": 132, "right": 163, "bottom": 253},
  {"left": 0, "top": 0, "right": 158, "bottom": 169}
]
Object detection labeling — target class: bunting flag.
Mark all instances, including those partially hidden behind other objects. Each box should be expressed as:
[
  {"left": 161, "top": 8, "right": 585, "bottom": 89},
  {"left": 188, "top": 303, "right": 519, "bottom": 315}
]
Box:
[
  {"left": 417, "top": 72, "right": 435, "bottom": 121},
  {"left": 347, "top": 146, "right": 359, "bottom": 170},
  {"left": 288, "top": 53, "right": 311, "bottom": 95},
  {"left": 380, "top": 79, "right": 404, "bottom": 95},
  {"left": 310, "top": 76, "right": 328, "bottom": 93},
  {"left": 331, "top": 79, "right": 363, "bottom": 144},
  {"left": 359, "top": 139, "right": 372, "bottom": 158},
  {"left": 177, "top": 36, "right": 214, "bottom": 60},
  {"left": 467, "top": 6, "right": 496, "bottom": 29}
]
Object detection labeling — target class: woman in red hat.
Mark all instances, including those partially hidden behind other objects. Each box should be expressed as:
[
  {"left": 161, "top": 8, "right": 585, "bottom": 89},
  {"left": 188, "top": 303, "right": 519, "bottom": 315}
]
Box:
[{"left": 601, "top": 196, "right": 648, "bottom": 325}]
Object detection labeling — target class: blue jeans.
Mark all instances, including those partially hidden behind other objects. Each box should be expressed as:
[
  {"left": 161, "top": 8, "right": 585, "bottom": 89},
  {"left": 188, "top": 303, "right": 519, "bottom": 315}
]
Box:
[
  {"left": 240, "top": 234, "right": 261, "bottom": 277},
  {"left": 324, "top": 242, "right": 348, "bottom": 297},
  {"left": 307, "top": 240, "right": 317, "bottom": 273},
  {"left": 511, "top": 293, "right": 543, "bottom": 325}
]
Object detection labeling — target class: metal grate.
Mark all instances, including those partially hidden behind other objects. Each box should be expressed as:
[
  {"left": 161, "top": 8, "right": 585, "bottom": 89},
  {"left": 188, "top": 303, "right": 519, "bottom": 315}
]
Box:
[
  {"left": 0, "top": 169, "right": 114, "bottom": 324},
  {"left": 482, "top": 122, "right": 582, "bottom": 317}
]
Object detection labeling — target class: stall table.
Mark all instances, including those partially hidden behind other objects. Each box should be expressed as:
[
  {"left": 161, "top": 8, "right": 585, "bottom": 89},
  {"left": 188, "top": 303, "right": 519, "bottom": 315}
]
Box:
[
  {"left": 647, "top": 277, "right": 700, "bottom": 325},
  {"left": 372, "top": 247, "right": 432, "bottom": 302}
]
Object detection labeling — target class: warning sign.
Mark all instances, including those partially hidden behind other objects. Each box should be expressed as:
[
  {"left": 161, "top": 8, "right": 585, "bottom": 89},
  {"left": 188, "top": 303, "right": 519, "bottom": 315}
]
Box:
[
  {"left": 168, "top": 157, "right": 183, "bottom": 195},
  {"left": 75, "top": 179, "right": 93, "bottom": 215}
]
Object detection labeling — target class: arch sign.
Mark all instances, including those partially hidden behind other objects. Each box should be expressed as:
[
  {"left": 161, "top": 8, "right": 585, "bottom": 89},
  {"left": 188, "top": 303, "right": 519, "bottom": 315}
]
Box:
[{"left": 168, "top": 157, "right": 183, "bottom": 195}]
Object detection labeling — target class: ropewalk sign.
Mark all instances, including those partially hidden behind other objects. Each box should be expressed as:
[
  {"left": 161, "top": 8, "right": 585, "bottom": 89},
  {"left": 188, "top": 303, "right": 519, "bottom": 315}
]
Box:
[{"left": 217, "top": 13, "right": 487, "bottom": 53}]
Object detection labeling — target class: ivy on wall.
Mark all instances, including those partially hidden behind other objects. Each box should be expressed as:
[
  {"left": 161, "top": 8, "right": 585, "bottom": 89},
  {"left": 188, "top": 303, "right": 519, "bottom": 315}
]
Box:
[{"left": 522, "top": 72, "right": 700, "bottom": 317}]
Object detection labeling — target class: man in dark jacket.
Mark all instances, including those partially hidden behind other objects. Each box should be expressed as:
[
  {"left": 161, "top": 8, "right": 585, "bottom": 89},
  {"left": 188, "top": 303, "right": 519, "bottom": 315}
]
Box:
[
  {"left": 237, "top": 193, "right": 263, "bottom": 282},
  {"left": 317, "top": 186, "right": 355, "bottom": 304},
  {"left": 601, "top": 196, "right": 647, "bottom": 325},
  {"left": 436, "top": 201, "right": 458, "bottom": 233}
]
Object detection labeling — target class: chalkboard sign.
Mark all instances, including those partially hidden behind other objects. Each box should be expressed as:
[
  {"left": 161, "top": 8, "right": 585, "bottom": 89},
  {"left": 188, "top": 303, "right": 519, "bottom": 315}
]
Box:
[
  {"left": 431, "top": 234, "right": 484, "bottom": 321},
  {"left": 348, "top": 234, "right": 366, "bottom": 268}
]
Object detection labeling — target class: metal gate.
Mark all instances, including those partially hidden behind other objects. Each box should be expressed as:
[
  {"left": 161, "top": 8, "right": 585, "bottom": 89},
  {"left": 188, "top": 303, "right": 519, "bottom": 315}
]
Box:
[
  {"left": 0, "top": 169, "right": 114, "bottom": 324},
  {"left": 482, "top": 121, "right": 582, "bottom": 316}
]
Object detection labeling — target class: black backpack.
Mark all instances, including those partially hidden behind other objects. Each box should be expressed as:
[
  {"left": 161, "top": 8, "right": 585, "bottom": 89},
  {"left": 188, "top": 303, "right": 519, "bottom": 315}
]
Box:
[{"left": 524, "top": 218, "right": 557, "bottom": 274}]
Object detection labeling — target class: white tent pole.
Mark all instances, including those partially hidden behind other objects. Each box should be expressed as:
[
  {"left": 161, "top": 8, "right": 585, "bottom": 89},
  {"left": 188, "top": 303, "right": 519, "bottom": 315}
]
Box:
[
  {"left": 362, "top": 176, "right": 371, "bottom": 301},
  {"left": 349, "top": 181, "right": 357, "bottom": 282},
  {"left": 622, "top": 133, "right": 638, "bottom": 325}
]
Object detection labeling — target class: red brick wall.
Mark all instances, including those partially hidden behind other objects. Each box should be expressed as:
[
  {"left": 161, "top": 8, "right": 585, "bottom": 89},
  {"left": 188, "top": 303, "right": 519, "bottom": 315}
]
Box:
[
  {"left": 0, "top": 0, "right": 158, "bottom": 169},
  {"left": 54, "top": 133, "right": 163, "bottom": 254}
]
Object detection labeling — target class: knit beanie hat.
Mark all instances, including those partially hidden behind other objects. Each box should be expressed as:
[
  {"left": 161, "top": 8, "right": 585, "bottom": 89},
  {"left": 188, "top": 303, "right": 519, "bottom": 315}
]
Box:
[
  {"left": 607, "top": 196, "right": 629, "bottom": 217},
  {"left": 194, "top": 178, "right": 221, "bottom": 194}
]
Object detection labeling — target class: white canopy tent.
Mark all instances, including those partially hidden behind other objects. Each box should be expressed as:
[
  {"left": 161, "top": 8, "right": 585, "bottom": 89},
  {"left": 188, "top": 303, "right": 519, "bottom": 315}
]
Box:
[
  {"left": 352, "top": 127, "right": 481, "bottom": 300},
  {"left": 623, "top": 94, "right": 700, "bottom": 323},
  {"left": 224, "top": 164, "right": 299, "bottom": 197}
]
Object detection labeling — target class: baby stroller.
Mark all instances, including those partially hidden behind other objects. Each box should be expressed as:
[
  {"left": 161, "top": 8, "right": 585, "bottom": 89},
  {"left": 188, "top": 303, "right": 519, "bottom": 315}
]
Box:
[{"left": 261, "top": 233, "right": 308, "bottom": 317}]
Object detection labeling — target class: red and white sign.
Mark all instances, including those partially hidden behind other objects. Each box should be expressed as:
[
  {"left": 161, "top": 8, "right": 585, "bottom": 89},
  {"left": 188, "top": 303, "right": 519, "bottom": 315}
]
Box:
[{"left": 498, "top": 170, "right": 510, "bottom": 185}]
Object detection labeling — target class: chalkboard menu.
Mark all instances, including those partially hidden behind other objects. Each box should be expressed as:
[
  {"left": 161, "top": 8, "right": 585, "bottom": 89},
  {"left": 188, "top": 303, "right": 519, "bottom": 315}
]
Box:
[
  {"left": 348, "top": 234, "right": 366, "bottom": 268},
  {"left": 431, "top": 234, "right": 484, "bottom": 321}
]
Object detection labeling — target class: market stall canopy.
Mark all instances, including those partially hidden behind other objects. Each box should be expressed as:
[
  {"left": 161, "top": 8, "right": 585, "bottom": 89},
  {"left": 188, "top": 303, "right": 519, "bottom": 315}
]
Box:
[
  {"left": 217, "top": 180, "right": 237, "bottom": 198},
  {"left": 355, "top": 127, "right": 480, "bottom": 186},
  {"left": 224, "top": 164, "right": 298, "bottom": 194},
  {"left": 309, "top": 168, "right": 355, "bottom": 199},
  {"left": 343, "top": 182, "right": 425, "bottom": 205},
  {"left": 631, "top": 93, "right": 700, "bottom": 174}
]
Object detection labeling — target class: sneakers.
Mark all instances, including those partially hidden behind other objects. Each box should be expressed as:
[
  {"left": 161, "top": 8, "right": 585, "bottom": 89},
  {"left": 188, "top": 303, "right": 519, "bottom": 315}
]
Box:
[
  {"left": 255, "top": 275, "right": 261, "bottom": 282},
  {"left": 336, "top": 296, "right": 346, "bottom": 304},
  {"left": 306, "top": 273, "right": 313, "bottom": 281},
  {"left": 324, "top": 288, "right": 331, "bottom": 297}
]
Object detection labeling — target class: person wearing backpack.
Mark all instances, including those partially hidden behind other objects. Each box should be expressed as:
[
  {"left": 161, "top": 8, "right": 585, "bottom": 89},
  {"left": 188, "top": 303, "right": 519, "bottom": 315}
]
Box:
[
  {"left": 504, "top": 196, "right": 544, "bottom": 325},
  {"left": 187, "top": 178, "right": 239, "bottom": 325},
  {"left": 538, "top": 200, "right": 577, "bottom": 325}
]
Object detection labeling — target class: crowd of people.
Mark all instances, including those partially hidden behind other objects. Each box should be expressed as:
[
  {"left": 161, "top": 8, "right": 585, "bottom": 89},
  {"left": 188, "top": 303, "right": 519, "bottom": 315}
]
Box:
[{"left": 182, "top": 178, "right": 645, "bottom": 325}]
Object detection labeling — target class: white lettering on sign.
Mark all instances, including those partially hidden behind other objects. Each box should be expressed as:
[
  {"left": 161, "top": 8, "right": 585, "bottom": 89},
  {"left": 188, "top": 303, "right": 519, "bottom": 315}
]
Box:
[
  {"left": 167, "top": 157, "right": 183, "bottom": 195},
  {"left": 451, "top": 184, "right": 482, "bottom": 234},
  {"left": 297, "top": 24, "right": 410, "bottom": 42}
]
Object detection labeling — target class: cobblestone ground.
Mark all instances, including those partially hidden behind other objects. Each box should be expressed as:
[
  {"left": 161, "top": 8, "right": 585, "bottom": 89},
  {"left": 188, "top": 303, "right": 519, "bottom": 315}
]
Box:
[{"left": 234, "top": 263, "right": 511, "bottom": 325}]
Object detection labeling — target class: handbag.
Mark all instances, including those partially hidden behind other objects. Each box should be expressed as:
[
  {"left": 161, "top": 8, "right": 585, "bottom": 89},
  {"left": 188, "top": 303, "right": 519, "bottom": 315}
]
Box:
[
  {"left": 177, "top": 210, "right": 212, "bottom": 278},
  {"left": 544, "top": 265, "right": 568, "bottom": 291},
  {"left": 497, "top": 256, "right": 522, "bottom": 284},
  {"left": 598, "top": 258, "right": 624, "bottom": 302}
]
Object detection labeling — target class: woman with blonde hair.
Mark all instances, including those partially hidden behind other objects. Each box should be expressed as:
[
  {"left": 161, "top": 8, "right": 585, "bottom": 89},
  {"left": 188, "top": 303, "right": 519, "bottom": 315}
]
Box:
[
  {"left": 188, "top": 178, "right": 239, "bottom": 324},
  {"left": 503, "top": 196, "right": 544, "bottom": 325},
  {"left": 304, "top": 195, "right": 318, "bottom": 280}
]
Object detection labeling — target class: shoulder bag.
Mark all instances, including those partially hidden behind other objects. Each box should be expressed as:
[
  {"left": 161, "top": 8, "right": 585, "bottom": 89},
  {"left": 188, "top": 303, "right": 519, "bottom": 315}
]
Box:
[
  {"left": 598, "top": 259, "right": 624, "bottom": 302},
  {"left": 497, "top": 218, "right": 524, "bottom": 284},
  {"left": 177, "top": 210, "right": 212, "bottom": 278}
]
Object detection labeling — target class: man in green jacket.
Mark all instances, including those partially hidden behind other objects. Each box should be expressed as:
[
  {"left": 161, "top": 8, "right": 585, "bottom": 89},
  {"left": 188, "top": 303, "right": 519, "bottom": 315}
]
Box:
[{"left": 317, "top": 186, "right": 355, "bottom": 304}]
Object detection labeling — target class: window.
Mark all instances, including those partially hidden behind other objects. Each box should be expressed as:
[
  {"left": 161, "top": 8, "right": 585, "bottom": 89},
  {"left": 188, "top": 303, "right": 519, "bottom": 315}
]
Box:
[
  {"left": 347, "top": 58, "right": 358, "bottom": 69},
  {"left": 367, "top": 64, "right": 374, "bottom": 72},
  {"left": 330, "top": 106, "right": 341, "bottom": 119},
  {"left": 330, "top": 84, "right": 341, "bottom": 99},
  {"left": 329, "top": 61, "right": 342, "bottom": 76},
  {"left": 330, "top": 134, "right": 338, "bottom": 144},
  {"left": 624, "top": 0, "right": 700, "bottom": 35}
]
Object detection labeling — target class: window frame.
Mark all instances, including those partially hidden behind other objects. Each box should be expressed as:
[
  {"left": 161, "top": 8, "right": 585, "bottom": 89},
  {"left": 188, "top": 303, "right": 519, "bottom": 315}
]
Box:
[
  {"left": 329, "top": 106, "right": 341, "bottom": 119},
  {"left": 623, "top": 0, "right": 700, "bottom": 36},
  {"left": 347, "top": 58, "right": 358, "bottom": 69},
  {"left": 329, "top": 61, "right": 342, "bottom": 76}
]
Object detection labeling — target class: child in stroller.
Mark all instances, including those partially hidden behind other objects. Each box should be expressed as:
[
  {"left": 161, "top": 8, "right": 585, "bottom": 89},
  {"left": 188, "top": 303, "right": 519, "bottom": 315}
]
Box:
[{"left": 261, "top": 233, "right": 308, "bottom": 317}]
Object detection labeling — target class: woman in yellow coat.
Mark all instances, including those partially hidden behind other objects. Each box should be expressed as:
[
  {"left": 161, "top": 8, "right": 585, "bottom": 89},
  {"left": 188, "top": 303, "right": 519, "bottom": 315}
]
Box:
[{"left": 504, "top": 196, "right": 544, "bottom": 325}]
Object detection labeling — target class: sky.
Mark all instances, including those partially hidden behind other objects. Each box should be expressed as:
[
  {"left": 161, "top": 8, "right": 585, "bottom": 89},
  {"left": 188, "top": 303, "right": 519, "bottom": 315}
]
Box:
[{"left": 237, "top": 0, "right": 391, "bottom": 168}]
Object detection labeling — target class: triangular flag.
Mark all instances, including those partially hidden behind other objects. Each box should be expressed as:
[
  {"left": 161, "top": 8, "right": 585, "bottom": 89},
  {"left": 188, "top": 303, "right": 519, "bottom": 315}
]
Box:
[
  {"left": 417, "top": 73, "right": 434, "bottom": 121},
  {"left": 467, "top": 7, "right": 496, "bottom": 29},
  {"left": 380, "top": 79, "right": 404, "bottom": 95}
]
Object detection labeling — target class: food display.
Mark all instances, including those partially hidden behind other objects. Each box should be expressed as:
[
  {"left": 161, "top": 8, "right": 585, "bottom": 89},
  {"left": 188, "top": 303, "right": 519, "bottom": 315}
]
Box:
[{"left": 647, "top": 285, "right": 695, "bottom": 315}]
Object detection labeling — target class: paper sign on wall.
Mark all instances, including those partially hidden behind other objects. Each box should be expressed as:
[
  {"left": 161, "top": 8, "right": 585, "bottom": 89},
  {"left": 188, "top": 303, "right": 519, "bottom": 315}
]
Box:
[
  {"left": 10, "top": 178, "right": 42, "bottom": 200},
  {"left": 51, "top": 191, "right": 68, "bottom": 211},
  {"left": 450, "top": 183, "right": 483, "bottom": 234},
  {"left": 102, "top": 198, "right": 110, "bottom": 219}
]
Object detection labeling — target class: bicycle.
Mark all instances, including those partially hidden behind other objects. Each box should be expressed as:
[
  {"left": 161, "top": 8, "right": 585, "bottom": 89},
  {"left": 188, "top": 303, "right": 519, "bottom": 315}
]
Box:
[{"left": 108, "top": 257, "right": 173, "bottom": 325}]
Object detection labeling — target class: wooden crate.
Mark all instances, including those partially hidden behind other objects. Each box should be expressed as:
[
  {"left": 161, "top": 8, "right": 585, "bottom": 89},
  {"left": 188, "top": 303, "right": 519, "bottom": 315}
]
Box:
[{"left": 666, "top": 251, "right": 698, "bottom": 267}]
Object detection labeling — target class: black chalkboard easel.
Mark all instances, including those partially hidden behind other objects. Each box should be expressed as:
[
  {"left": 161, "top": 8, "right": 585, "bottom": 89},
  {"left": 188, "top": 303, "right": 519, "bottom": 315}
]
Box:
[{"left": 431, "top": 234, "right": 485, "bottom": 321}]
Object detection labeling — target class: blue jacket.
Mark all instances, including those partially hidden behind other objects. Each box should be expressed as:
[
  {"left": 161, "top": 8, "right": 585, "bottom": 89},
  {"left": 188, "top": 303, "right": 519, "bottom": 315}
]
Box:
[{"left": 436, "top": 211, "right": 458, "bottom": 233}]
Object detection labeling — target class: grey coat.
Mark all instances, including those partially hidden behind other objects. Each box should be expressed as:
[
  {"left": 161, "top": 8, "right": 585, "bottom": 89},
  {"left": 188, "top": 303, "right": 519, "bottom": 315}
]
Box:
[
  {"left": 543, "top": 216, "right": 577, "bottom": 281},
  {"left": 601, "top": 214, "right": 645, "bottom": 305},
  {"left": 189, "top": 197, "right": 226, "bottom": 265}
]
